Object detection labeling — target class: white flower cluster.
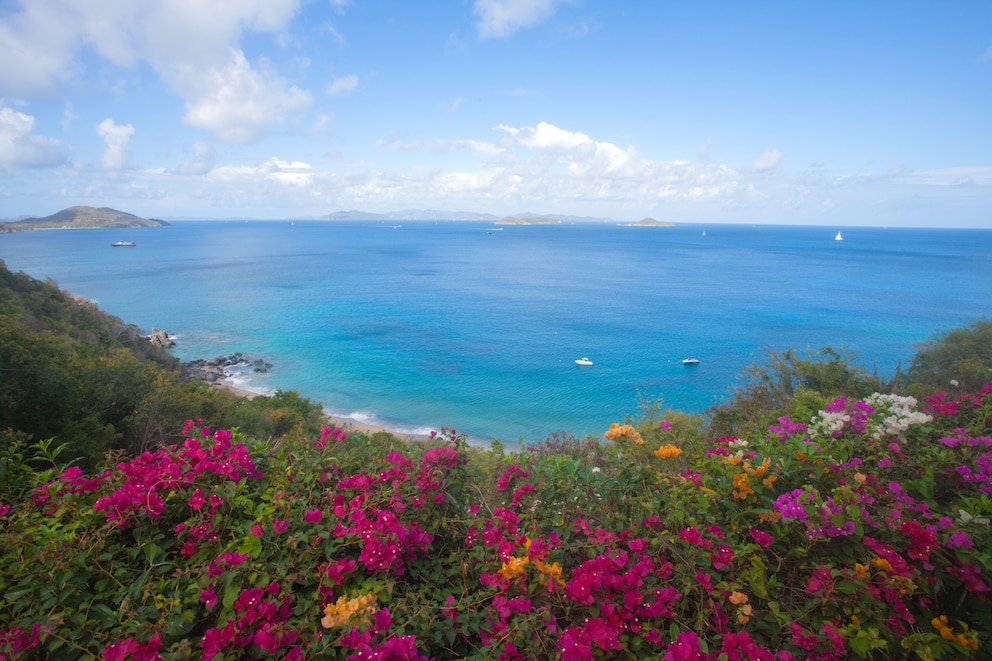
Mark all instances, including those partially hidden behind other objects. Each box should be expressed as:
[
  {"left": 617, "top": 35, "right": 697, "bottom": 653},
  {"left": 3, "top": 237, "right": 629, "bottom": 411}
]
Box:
[
  {"left": 728, "top": 437, "right": 750, "bottom": 458},
  {"left": 807, "top": 410, "right": 850, "bottom": 440},
  {"left": 865, "top": 393, "right": 932, "bottom": 440}
]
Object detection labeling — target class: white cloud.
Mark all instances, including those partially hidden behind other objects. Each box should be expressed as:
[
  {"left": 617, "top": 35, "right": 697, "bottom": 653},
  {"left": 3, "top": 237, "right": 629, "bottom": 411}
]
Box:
[
  {"left": 0, "top": 1, "right": 79, "bottom": 99},
  {"left": 0, "top": 0, "right": 309, "bottom": 138},
  {"left": 750, "top": 149, "right": 783, "bottom": 174},
  {"left": 180, "top": 49, "right": 311, "bottom": 143},
  {"left": 0, "top": 106, "right": 65, "bottom": 168},
  {"left": 177, "top": 140, "right": 214, "bottom": 176},
  {"left": 327, "top": 74, "right": 359, "bottom": 95},
  {"left": 473, "top": 0, "right": 567, "bottom": 39},
  {"left": 379, "top": 133, "right": 425, "bottom": 152},
  {"left": 97, "top": 118, "right": 134, "bottom": 170}
]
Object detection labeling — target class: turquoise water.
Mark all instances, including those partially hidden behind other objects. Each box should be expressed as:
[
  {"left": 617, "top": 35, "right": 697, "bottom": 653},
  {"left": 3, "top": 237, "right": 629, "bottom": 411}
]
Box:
[{"left": 1, "top": 221, "right": 989, "bottom": 443}]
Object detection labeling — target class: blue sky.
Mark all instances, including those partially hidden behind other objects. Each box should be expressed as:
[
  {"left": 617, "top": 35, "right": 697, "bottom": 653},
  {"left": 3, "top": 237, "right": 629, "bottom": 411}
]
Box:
[{"left": 1, "top": 1, "right": 990, "bottom": 226}]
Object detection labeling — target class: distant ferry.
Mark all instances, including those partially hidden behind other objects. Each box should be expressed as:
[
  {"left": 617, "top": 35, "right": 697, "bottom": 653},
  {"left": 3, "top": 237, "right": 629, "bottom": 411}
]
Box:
[{"left": 112, "top": 240, "right": 136, "bottom": 247}]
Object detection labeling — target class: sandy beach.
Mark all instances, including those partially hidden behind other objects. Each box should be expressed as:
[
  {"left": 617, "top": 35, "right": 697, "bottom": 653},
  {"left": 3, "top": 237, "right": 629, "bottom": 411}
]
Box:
[{"left": 215, "top": 381, "right": 429, "bottom": 442}]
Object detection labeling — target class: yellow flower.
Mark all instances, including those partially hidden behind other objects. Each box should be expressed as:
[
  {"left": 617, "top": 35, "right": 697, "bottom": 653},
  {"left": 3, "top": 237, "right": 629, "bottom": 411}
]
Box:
[
  {"left": 604, "top": 423, "right": 643, "bottom": 445},
  {"left": 322, "top": 593, "right": 377, "bottom": 628},
  {"left": 498, "top": 555, "right": 530, "bottom": 579},
  {"left": 654, "top": 444, "right": 683, "bottom": 459}
]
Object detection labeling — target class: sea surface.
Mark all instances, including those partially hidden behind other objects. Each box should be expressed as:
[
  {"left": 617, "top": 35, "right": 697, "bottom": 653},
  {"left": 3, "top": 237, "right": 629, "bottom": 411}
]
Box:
[{"left": 2, "top": 221, "right": 989, "bottom": 444}]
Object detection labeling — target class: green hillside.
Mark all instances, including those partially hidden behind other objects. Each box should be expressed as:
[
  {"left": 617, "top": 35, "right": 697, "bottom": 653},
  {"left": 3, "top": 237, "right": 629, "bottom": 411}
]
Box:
[
  {"left": 1, "top": 206, "right": 169, "bottom": 230},
  {"left": 0, "top": 261, "right": 324, "bottom": 467}
]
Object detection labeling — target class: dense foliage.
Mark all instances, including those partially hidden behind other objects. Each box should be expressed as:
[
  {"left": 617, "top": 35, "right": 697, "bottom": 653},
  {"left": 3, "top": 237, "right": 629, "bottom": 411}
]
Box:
[
  {"left": 2, "top": 381, "right": 991, "bottom": 659},
  {"left": 3, "top": 261, "right": 992, "bottom": 659}
]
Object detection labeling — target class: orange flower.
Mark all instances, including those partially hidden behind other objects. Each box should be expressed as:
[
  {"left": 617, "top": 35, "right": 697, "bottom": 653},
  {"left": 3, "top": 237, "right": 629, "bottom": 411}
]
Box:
[
  {"left": 322, "top": 593, "right": 377, "bottom": 628},
  {"left": 728, "top": 591, "right": 748, "bottom": 605},
  {"left": 654, "top": 444, "right": 683, "bottom": 459},
  {"left": 604, "top": 423, "right": 643, "bottom": 445},
  {"left": 498, "top": 555, "right": 529, "bottom": 579},
  {"left": 872, "top": 557, "right": 893, "bottom": 572},
  {"left": 732, "top": 473, "right": 755, "bottom": 500}
]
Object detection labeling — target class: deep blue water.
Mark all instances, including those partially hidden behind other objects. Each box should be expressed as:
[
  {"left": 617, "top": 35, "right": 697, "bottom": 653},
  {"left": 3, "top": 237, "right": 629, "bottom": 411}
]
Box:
[{"left": 2, "top": 221, "right": 989, "bottom": 443}]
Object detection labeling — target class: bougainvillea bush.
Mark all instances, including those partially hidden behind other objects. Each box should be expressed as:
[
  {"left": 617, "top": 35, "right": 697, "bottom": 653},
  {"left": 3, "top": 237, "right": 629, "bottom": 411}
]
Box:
[{"left": 1, "top": 384, "right": 991, "bottom": 660}]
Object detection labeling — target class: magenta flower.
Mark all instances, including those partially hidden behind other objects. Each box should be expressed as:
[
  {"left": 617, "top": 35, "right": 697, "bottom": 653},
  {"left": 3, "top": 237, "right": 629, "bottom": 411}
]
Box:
[
  {"left": 273, "top": 519, "right": 289, "bottom": 534},
  {"left": 710, "top": 545, "right": 734, "bottom": 570},
  {"left": 200, "top": 587, "right": 218, "bottom": 610},
  {"left": 188, "top": 489, "right": 206, "bottom": 510},
  {"left": 748, "top": 528, "right": 774, "bottom": 548},
  {"left": 304, "top": 508, "right": 323, "bottom": 523}
]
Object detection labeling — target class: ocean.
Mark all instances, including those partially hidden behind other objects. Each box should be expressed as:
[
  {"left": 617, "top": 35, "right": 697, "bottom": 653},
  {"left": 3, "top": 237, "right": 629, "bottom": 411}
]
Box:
[{"left": 1, "top": 221, "right": 989, "bottom": 444}]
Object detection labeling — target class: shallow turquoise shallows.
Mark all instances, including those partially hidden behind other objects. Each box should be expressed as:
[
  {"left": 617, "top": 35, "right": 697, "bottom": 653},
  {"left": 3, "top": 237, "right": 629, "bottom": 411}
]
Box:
[{"left": 2, "top": 221, "right": 989, "bottom": 444}]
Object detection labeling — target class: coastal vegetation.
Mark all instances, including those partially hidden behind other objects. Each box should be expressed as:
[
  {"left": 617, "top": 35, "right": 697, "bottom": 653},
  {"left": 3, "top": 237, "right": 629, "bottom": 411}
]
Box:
[
  {"left": 0, "top": 206, "right": 168, "bottom": 231},
  {"left": 1, "top": 262, "right": 991, "bottom": 659}
]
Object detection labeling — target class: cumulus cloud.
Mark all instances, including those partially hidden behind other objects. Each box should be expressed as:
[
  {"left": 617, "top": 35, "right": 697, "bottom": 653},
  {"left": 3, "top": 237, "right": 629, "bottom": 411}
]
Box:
[
  {"left": 97, "top": 118, "right": 135, "bottom": 170},
  {"left": 0, "top": 0, "right": 309, "bottom": 139},
  {"left": 0, "top": 106, "right": 65, "bottom": 168},
  {"left": 180, "top": 50, "right": 311, "bottom": 143},
  {"left": 327, "top": 74, "right": 359, "bottom": 95},
  {"left": 473, "top": 0, "right": 567, "bottom": 39}
]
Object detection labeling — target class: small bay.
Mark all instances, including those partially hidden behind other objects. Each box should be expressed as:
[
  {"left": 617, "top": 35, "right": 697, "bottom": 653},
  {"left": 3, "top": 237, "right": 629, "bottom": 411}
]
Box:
[{"left": 2, "top": 221, "right": 989, "bottom": 443}]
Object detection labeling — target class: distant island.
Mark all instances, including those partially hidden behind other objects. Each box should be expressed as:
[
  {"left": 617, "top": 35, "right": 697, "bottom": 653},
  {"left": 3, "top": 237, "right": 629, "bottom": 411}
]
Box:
[
  {"left": 496, "top": 216, "right": 562, "bottom": 225},
  {"left": 0, "top": 206, "right": 169, "bottom": 232},
  {"left": 321, "top": 209, "right": 613, "bottom": 223},
  {"left": 624, "top": 217, "right": 675, "bottom": 227}
]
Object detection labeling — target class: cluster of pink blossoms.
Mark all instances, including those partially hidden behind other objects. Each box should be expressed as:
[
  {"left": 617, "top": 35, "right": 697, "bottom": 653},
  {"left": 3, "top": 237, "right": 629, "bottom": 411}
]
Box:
[{"left": 82, "top": 428, "right": 262, "bottom": 527}]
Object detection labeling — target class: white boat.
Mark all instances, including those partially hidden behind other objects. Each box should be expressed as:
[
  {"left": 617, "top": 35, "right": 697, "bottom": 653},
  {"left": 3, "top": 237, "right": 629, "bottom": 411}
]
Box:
[
  {"left": 574, "top": 357, "right": 594, "bottom": 366},
  {"left": 835, "top": 232, "right": 843, "bottom": 241},
  {"left": 112, "top": 240, "right": 136, "bottom": 247},
  {"left": 682, "top": 357, "right": 700, "bottom": 365}
]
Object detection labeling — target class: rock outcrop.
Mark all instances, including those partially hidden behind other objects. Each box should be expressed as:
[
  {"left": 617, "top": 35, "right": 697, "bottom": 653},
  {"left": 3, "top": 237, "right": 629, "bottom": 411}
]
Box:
[{"left": 149, "top": 328, "right": 175, "bottom": 348}]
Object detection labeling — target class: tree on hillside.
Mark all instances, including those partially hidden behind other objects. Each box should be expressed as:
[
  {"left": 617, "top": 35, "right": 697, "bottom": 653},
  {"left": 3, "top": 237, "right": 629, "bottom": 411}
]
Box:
[
  {"left": 904, "top": 320, "right": 992, "bottom": 396},
  {"left": 707, "top": 346, "right": 886, "bottom": 439}
]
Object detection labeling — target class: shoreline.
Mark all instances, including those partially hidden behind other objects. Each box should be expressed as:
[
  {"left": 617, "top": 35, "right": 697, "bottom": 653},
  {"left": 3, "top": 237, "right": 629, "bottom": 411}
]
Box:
[
  {"left": 213, "top": 381, "right": 432, "bottom": 443},
  {"left": 179, "top": 351, "right": 439, "bottom": 444}
]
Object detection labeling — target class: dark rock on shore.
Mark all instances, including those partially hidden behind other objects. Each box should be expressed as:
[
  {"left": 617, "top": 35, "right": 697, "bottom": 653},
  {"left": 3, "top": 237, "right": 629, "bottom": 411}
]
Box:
[{"left": 181, "top": 353, "right": 265, "bottom": 384}]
